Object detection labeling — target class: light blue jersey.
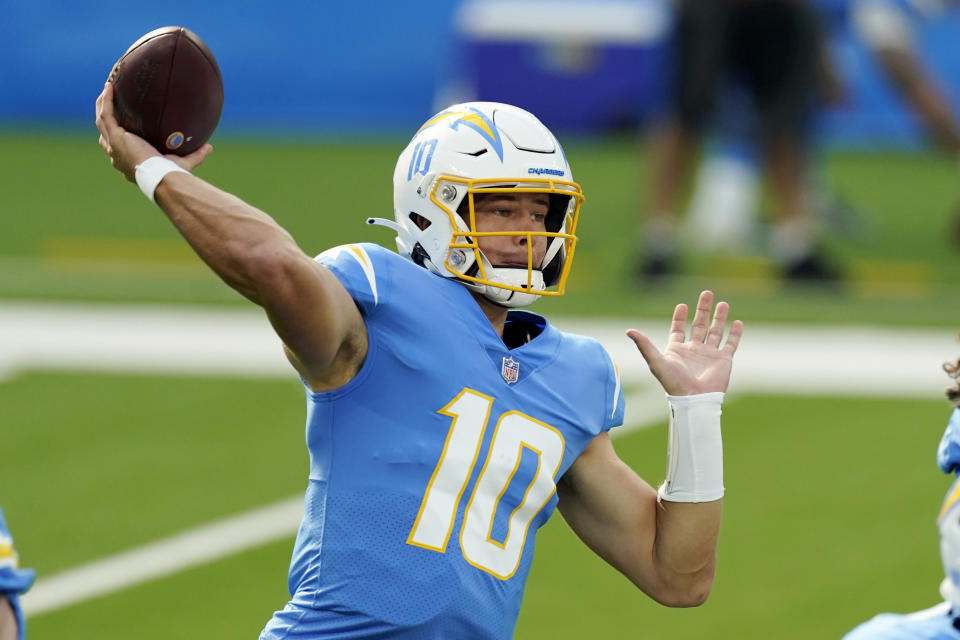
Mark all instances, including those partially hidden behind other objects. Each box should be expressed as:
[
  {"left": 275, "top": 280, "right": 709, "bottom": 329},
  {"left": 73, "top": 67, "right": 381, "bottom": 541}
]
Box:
[
  {"left": 260, "top": 243, "right": 625, "bottom": 639},
  {"left": 844, "top": 603, "right": 960, "bottom": 639},
  {"left": 938, "top": 408, "right": 960, "bottom": 477},
  {"left": 0, "top": 507, "right": 34, "bottom": 640}
]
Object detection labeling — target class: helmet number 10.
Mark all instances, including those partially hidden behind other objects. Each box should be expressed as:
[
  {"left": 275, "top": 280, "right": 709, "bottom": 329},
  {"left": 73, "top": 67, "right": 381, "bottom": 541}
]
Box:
[
  {"left": 407, "top": 138, "right": 438, "bottom": 181},
  {"left": 406, "top": 388, "right": 565, "bottom": 579}
]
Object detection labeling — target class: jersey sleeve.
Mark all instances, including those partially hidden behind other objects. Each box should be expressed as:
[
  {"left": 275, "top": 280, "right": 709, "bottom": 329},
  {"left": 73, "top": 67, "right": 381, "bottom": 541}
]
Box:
[
  {"left": 842, "top": 614, "right": 889, "bottom": 639},
  {"left": 0, "top": 508, "right": 33, "bottom": 596},
  {"left": 842, "top": 606, "right": 955, "bottom": 639},
  {"left": 556, "top": 332, "right": 625, "bottom": 437},
  {"left": 938, "top": 407, "right": 960, "bottom": 476},
  {"left": 0, "top": 507, "right": 34, "bottom": 640},
  {"left": 600, "top": 345, "right": 626, "bottom": 432},
  {"left": 314, "top": 242, "right": 393, "bottom": 317}
]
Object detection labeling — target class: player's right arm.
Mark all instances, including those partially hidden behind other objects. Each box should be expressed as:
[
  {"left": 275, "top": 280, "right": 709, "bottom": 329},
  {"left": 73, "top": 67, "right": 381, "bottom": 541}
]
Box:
[{"left": 94, "top": 82, "right": 366, "bottom": 390}]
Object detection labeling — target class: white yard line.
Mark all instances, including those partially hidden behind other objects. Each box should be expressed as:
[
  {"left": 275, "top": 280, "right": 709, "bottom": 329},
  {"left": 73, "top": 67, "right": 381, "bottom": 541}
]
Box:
[
  {"left": 22, "top": 498, "right": 304, "bottom": 617},
  {"left": 4, "top": 301, "right": 956, "bottom": 617},
  {"left": 2, "top": 301, "right": 955, "bottom": 397}
]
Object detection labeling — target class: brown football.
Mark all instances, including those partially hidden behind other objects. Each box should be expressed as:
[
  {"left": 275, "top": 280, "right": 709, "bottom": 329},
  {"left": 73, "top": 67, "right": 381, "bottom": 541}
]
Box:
[{"left": 109, "top": 26, "right": 223, "bottom": 156}]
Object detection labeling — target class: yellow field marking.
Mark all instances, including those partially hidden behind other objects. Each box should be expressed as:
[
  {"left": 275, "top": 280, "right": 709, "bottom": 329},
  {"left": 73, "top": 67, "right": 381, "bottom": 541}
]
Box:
[
  {"left": 42, "top": 237, "right": 199, "bottom": 262},
  {"left": 38, "top": 237, "right": 208, "bottom": 277},
  {"left": 849, "top": 259, "right": 935, "bottom": 299}
]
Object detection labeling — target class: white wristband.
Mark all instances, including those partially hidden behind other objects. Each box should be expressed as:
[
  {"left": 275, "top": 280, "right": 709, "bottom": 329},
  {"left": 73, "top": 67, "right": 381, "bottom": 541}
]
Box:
[
  {"left": 657, "top": 392, "right": 725, "bottom": 503},
  {"left": 134, "top": 156, "right": 190, "bottom": 204}
]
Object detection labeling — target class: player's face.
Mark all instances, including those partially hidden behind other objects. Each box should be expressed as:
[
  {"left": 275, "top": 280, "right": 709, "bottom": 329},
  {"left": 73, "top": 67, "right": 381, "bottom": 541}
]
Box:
[{"left": 470, "top": 193, "right": 550, "bottom": 268}]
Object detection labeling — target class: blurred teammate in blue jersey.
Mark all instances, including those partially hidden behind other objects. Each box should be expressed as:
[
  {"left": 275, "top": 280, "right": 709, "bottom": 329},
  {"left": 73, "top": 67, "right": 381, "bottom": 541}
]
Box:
[
  {"left": 0, "top": 508, "right": 35, "bottom": 640},
  {"left": 95, "top": 84, "right": 743, "bottom": 638},
  {"left": 843, "top": 349, "right": 960, "bottom": 639}
]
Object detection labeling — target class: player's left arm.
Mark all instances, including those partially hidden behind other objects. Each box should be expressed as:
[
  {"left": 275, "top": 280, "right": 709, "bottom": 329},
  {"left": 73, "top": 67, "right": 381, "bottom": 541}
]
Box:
[
  {"left": 558, "top": 433, "right": 720, "bottom": 606},
  {"left": 557, "top": 291, "right": 742, "bottom": 607}
]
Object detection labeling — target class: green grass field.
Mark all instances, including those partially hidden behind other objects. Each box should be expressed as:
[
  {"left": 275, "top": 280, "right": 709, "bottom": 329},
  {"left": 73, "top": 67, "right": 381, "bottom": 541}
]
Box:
[
  {"left": 3, "top": 372, "right": 951, "bottom": 638},
  {"left": 2, "top": 130, "right": 960, "bottom": 638}
]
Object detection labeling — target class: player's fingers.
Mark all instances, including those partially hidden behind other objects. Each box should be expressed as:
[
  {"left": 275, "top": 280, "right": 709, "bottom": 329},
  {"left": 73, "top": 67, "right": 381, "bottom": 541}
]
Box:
[
  {"left": 667, "top": 303, "right": 688, "bottom": 344},
  {"left": 173, "top": 144, "right": 213, "bottom": 171},
  {"left": 95, "top": 114, "right": 115, "bottom": 155},
  {"left": 95, "top": 117, "right": 109, "bottom": 144},
  {"left": 688, "top": 290, "right": 713, "bottom": 343},
  {"left": 95, "top": 86, "right": 108, "bottom": 133},
  {"left": 721, "top": 319, "right": 744, "bottom": 355},
  {"left": 706, "top": 301, "right": 729, "bottom": 348},
  {"left": 97, "top": 83, "right": 123, "bottom": 137},
  {"left": 101, "top": 82, "right": 114, "bottom": 116},
  {"left": 95, "top": 83, "right": 107, "bottom": 116},
  {"left": 626, "top": 329, "right": 662, "bottom": 367}
]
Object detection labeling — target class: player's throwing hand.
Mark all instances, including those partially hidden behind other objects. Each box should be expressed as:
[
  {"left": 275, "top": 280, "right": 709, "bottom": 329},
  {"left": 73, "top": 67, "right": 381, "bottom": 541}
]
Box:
[{"left": 95, "top": 82, "right": 212, "bottom": 183}]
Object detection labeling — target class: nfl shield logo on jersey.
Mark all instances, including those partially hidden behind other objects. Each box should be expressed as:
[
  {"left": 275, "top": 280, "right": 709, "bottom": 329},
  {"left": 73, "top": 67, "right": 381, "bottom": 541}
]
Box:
[{"left": 501, "top": 357, "right": 519, "bottom": 384}]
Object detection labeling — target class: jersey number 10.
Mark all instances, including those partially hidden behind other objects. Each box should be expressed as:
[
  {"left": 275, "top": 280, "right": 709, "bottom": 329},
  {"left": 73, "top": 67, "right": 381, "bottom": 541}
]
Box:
[{"left": 406, "top": 388, "right": 565, "bottom": 579}]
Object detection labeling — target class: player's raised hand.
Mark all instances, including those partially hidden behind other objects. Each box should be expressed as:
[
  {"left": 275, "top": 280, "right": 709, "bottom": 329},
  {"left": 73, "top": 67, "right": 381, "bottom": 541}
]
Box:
[
  {"left": 626, "top": 290, "right": 743, "bottom": 396},
  {"left": 95, "top": 82, "right": 211, "bottom": 183}
]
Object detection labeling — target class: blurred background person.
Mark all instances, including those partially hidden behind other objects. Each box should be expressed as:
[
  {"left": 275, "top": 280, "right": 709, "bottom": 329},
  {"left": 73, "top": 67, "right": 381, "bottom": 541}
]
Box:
[
  {"left": 638, "top": 0, "right": 842, "bottom": 282},
  {"left": 851, "top": 0, "right": 960, "bottom": 155},
  {"left": 0, "top": 508, "right": 34, "bottom": 640},
  {"left": 850, "top": 0, "right": 960, "bottom": 245},
  {"left": 677, "top": 0, "right": 960, "bottom": 267}
]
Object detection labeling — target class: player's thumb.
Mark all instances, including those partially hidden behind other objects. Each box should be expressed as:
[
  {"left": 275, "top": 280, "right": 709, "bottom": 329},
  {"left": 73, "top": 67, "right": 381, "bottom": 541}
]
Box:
[
  {"left": 626, "top": 329, "right": 660, "bottom": 366},
  {"left": 175, "top": 144, "right": 213, "bottom": 171}
]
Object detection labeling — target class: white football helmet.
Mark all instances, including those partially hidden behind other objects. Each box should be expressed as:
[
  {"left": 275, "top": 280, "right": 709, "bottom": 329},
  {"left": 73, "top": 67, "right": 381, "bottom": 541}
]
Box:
[
  {"left": 372, "top": 102, "right": 583, "bottom": 308},
  {"left": 939, "top": 478, "right": 960, "bottom": 608}
]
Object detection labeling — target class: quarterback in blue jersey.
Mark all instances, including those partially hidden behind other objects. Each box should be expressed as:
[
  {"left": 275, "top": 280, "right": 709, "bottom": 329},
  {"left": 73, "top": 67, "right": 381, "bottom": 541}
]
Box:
[
  {"left": 0, "top": 507, "right": 34, "bottom": 640},
  {"left": 96, "top": 84, "right": 743, "bottom": 638}
]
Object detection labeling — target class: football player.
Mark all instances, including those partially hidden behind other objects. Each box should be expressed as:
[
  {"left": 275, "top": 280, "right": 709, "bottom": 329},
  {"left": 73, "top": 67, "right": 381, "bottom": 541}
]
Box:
[
  {"left": 0, "top": 508, "right": 34, "bottom": 640},
  {"left": 96, "top": 85, "right": 743, "bottom": 638},
  {"left": 851, "top": 0, "right": 960, "bottom": 247},
  {"left": 851, "top": 0, "right": 960, "bottom": 155}
]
